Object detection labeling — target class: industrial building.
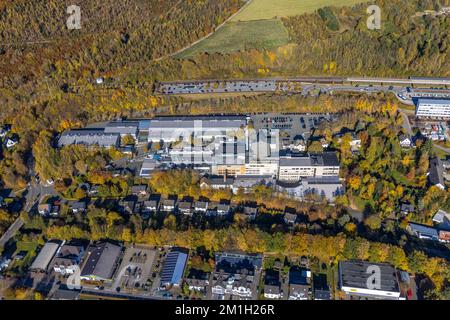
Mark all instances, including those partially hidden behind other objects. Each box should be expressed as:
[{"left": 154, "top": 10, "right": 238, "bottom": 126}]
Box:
[
  {"left": 80, "top": 242, "right": 122, "bottom": 282},
  {"left": 147, "top": 115, "right": 248, "bottom": 143},
  {"left": 104, "top": 121, "right": 139, "bottom": 141},
  {"left": 58, "top": 129, "right": 120, "bottom": 148},
  {"left": 160, "top": 248, "right": 189, "bottom": 287},
  {"left": 30, "top": 241, "right": 61, "bottom": 272},
  {"left": 278, "top": 152, "right": 340, "bottom": 182},
  {"left": 415, "top": 98, "right": 450, "bottom": 119},
  {"left": 338, "top": 260, "right": 402, "bottom": 300}
]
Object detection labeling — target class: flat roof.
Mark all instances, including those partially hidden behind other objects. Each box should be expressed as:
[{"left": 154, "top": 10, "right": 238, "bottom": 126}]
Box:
[
  {"left": 279, "top": 157, "right": 311, "bottom": 167},
  {"left": 417, "top": 98, "right": 450, "bottom": 105},
  {"left": 160, "top": 248, "right": 189, "bottom": 286},
  {"left": 149, "top": 116, "right": 247, "bottom": 129},
  {"left": 81, "top": 242, "right": 121, "bottom": 280},
  {"left": 31, "top": 241, "right": 61, "bottom": 271},
  {"left": 339, "top": 260, "right": 400, "bottom": 293}
]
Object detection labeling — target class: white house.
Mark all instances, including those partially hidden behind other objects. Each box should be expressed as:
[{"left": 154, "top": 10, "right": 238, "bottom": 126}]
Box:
[
  {"left": 6, "top": 138, "right": 17, "bottom": 149},
  {"left": 399, "top": 134, "right": 412, "bottom": 148}
]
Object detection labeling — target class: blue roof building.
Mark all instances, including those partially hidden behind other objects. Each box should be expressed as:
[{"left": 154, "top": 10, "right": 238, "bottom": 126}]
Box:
[{"left": 160, "top": 248, "right": 189, "bottom": 287}]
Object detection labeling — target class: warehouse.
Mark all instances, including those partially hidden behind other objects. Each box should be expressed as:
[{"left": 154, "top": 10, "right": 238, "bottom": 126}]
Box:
[
  {"left": 160, "top": 248, "right": 189, "bottom": 287},
  {"left": 278, "top": 152, "right": 340, "bottom": 182},
  {"left": 338, "top": 260, "right": 402, "bottom": 300},
  {"left": 147, "top": 115, "right": 247, "bottom": 143},
  {"left": 415, "top": 98, "right": 450, "bottom": 119},
  {"left": 80, "top": 242, "right": 122, "bottom": 282},
  {"left": 30, "top": 241, "right": 61, "bottom": 272},
  {"left": 58, "top": 129, "right": 120, "bottom": 148}
]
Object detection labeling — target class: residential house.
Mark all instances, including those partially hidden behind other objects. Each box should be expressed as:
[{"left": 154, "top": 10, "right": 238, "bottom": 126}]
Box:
[
  {"left": 407, "top": 223, "right": 439, "bottom": 241},
  {"left": 68, "top": 201, "right": 87, "bottom": 214},
  {"left": 400, "top": 203, "right": 414, "bottom": 216},
  {"left": 428, "top": 157, "right": 445, "bottom": 190},
  {"left": 142, "top": 197, "right": 160, "bottom": 214},
  {"left": 0, "top": 257, "right": 11, "bottom": 271},
  {"left": 120, "top": 197, "right": 137, "bottom": 215},
  {"left": 212, "top": 252, "right": 263, "bottom": 299},
  {"left": 284, "top": 212, "right": 297, "bottom": 225},
  {"left": 194, "top": 200, "right": 209, "bottom": 213},
  {"left": 161, "top": 198, "right": 177, "bottom": 213},
  {"left": 185, "top": 269, "right": 210, "bottom": 292},
  {"left": 263, "top": 270, "right": 282, "bottom": 299},
  {"left": 243, "top": 204, "right": 258, "bottom": 220},
  {"left": 288, "top": 266, "right": 311, "bottom": 300},
  {"left": 0, "top": 125, "right": 10, "bottom": 138},
  {"left": 88, "top": 185, "right": 100, "bottom": 197},
  {"left": 399, "top": 134, "right": 412, "bottom": 148},
  {"left": 50, "top": 205, "right": 60, "bottom": 217},
  {"left": 53, "top": 244, "right": 85, "bottom": 275},
  {"left": 313, "top": 274, "right": 331, "bottom": 300},
  {"left": 178, "top": 200, "right": 193, "bottom": 215},
  {"left": 131, "top": 185, "right": 148, "bottom": 197},
  {"left": 217, "top": 203, "right": 231, "bottom": 216},
  {"left": 38, "top": 204, "right": 52, "bottom": 216},
  {"left": 6, "top": 137, "right": 18, "bottom": 149}
]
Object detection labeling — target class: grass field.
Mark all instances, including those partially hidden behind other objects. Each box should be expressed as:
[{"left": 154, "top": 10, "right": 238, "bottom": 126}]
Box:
[
  {"left": 178, "top": 0, "right": 369, "bottom": 58},
  {"left": 177, "top": 19, "right": 289, "bottom": 58},
  {"left": 232, "top": 0, "right": 369, "bottom": 21}
]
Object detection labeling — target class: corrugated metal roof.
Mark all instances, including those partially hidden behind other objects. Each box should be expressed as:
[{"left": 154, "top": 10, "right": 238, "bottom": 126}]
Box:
[{"left": 31, "top": 241, "right": 61, "bottom": 271}]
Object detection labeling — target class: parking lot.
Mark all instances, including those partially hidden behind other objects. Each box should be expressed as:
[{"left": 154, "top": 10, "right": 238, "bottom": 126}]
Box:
[
  {"left": 157, "top": 80, "right": 277, "bottom": 95},
  {"left": 251, "top": 113, "right": 336, "bottom": 140},
  {"left": 111, "top": 245, "right": 156, "bottom": 293}
]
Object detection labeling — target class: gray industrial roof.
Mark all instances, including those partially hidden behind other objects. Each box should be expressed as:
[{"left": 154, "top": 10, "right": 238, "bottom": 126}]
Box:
[
  {"left": 417, "top": 98, "right": 450, "bottom": 105},
  {"left": 104, "top": 121, "right": 139, "bottom": 135},
  {"left": 31, "top": 241, "right": 61, "bottom": 271},
  {"left": 339, "top": 260, "right": 400, "bottom": 292},
  {"left": 58, "top": 129, "right": 120, "bottom": 148},
  {"left": 279, "top": 156, "right": 312, "bottom": 167},
  {"left": 320, "top": 152, "right": 340, "bottom": 167},
  {"left": 80, "top": 242, "right": 121, "bottom": 280},
  {"left": 149, "top": 116, "right": 247, "bottom": 129}
]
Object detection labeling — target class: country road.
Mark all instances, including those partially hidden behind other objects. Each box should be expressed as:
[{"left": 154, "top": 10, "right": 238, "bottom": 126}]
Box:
[{"left": 0, "top": 218, "right": 23, "bottom": 248}]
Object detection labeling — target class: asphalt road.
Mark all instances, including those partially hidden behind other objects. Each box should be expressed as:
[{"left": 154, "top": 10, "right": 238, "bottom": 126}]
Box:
[
  {"left": 0, "top": 182, "right": 56, "bottom": 249},
  {"left": 0, "top": 218, "right": 23, "bottom": 248}
]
